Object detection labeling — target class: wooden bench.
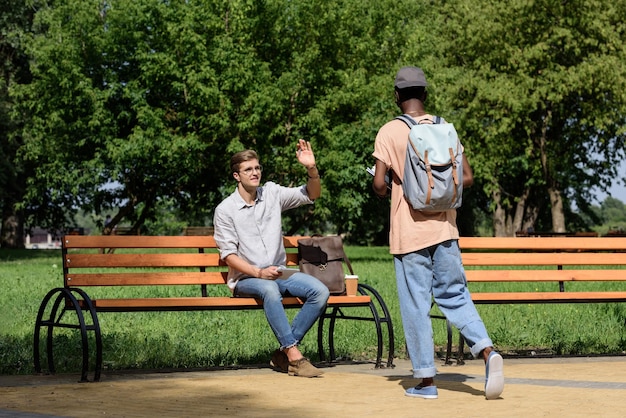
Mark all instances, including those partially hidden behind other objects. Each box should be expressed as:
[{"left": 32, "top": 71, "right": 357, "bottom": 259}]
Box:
[
  {"left": 112, "top": 226, "right": 140, "bottom": 235},
  {"left": 34, "top": 235, "right": 395, "bottom": 382},
  {"left": 438, "top": 236, "right": 626, "bottom": 364},
  {"left": 182, "top": 226, "right": 214, "bottom": 236}
]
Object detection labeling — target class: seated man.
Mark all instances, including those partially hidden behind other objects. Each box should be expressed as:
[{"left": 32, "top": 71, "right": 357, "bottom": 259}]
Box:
[{"left": 213, "top": 141, "right": 329, "bottom": 378}]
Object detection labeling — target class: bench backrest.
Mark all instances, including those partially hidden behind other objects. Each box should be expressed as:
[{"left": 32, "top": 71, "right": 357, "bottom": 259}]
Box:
[
  {"left": 458, "top": 237, "right": 626, "bottom": 284},
  {"left": 62, "top": 235, "right": 303, "bottom": 291}
]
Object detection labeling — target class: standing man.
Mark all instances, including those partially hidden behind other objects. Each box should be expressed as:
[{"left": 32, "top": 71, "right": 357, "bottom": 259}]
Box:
[
  {"left": 372, "top": 66, "right": 504, "bottom": 399},
  {"left": 213, "top": 140, "right": 329, "bottom": 378}
]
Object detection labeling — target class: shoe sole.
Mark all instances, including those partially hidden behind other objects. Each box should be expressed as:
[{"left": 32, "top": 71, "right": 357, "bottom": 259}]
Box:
[
  {"left": 485, "top": 352, "right": 504, "bottom": 400},
  {"left": 270, "top": 350, "right": 289, "bottom": 373},
  {"left": 288, "top": 370, "right": 324, "bottom": 377},
  {"left": 404, "top": 392, "right": 438, "bottom": 399},
  {"left": 405, "top": 386, "right": 438, "bottom": 399},
  {"left": 270, "top": 360, "right": 288, "bottom": 373}
]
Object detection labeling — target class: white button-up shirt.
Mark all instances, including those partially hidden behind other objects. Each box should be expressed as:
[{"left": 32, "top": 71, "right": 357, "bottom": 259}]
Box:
[{"left": 213, "top": 181, "right": 313, "bottom": 289}]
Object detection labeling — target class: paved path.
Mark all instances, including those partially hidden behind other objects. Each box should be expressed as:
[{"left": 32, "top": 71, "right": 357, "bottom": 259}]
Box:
[{"left": 2, "top": 356, "right": 626, "bottom": 417}]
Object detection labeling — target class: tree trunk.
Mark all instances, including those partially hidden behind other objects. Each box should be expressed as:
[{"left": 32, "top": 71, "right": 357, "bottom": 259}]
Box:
[
  {"left": 548, "top": 186, "right": 566, "bottom": 232},
  {"left": 512, "top": 187, "right": 530, "bottom": 235},
  {"left": 537, "top": 108, "right": 565, "bottom": 232},
  {"left": 492, "top": 188, "right": 510, "bottom": 237},
  {"left": 522, "top": 202, "right": 540, "bottom": 233},
  {"left": 1, "top": 204, "right": 24, "bottom": 249}
]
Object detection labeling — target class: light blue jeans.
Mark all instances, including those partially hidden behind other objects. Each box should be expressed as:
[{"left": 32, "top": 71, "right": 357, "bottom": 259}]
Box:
[
  {"left": 234, "top": 273, "right": 330, "bottom": 349},
  {"left": 394, "top": 239, "right": 493, "bottom": 378}
]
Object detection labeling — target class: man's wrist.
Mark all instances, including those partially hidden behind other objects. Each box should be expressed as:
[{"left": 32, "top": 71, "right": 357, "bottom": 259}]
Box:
[{"left": 306, "top": 165, "right": 320, "bottom": 179}]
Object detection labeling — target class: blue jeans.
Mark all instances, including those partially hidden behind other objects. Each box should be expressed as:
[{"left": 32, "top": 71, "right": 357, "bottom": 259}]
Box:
[
  {"left": 234, "top": 273, "right": 330, "bottom": 349},
  {"left": 394, "top": 239, "right": 493, "bottom": 378}
]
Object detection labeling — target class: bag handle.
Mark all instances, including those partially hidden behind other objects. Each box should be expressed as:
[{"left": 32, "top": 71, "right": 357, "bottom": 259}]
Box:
[{"left": 339, "top": 243, "right": 355, "bottom": 275}]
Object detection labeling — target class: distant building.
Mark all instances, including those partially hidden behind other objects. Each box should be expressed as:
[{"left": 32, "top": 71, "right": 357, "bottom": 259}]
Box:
[{"left": 24, "top": 227, "right": 88, "bottom": 249}]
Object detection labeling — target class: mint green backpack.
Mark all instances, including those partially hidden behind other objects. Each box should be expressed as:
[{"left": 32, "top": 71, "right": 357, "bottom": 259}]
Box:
[{"left": 396, "top": 114, "right": 464, "bottom": 211}]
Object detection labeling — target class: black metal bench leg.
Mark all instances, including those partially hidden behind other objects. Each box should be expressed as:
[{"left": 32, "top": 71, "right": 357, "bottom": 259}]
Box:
[
  {"left": 358, "top": 283, "right": 395, "bottom": 368},
  {"left": 445, "top": 319, "right": 454, "bottom": 365},
  {"left": 327, "top": 307, "right": 340, "bottom": 362},
  {"left": 33, "top": 288, "right": 102, "bottom": 382},
  {"left": 317, "top": 314, "right": 328, "bottom": 363},
  {"left": 34, "top": 288, "right": 61, "bottom": 375},
  {"left": 457, "top": 334, "right": 466, "bottom": 365},
  {"left": 71, "top": 288, "right": 103, "bottom": 381},
  {"left": 45, "top": 293, "right": 64, "bottom": 376},
  {"left": 441, "top": 319, "right": 466, "bottom": 365},
  {"left": 317, "top": 289, "right": 394, "bottom": 368},
  {"left": 317, "top": 306, "right": 343, "bottom": 364}
]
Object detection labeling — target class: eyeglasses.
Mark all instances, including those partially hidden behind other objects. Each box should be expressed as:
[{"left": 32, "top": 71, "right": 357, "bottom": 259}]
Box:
[{"left": 238, "top": 165, "right": 263, "bottom": 176}]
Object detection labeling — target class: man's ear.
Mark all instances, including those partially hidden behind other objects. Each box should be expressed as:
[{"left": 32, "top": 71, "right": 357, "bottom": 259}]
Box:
[
  {"left": 233, "top": 172, "right": 240, "bottom": 183},
  {"left": 394, "top": 90, "right": 401, "bottom": 107},
  {"left": 422, "top": 90, "right": 428, "bottom": 103}
]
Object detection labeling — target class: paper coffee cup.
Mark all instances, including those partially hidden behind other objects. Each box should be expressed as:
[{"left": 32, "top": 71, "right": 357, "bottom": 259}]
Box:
[{"left": 344, "top": 274, "right": 359, "bottom": 296}]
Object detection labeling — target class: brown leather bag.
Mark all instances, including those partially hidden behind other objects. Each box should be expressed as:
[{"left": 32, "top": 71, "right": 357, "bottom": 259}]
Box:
[{"left": 297, "top": 235, "right": 354, "bottom": 295}]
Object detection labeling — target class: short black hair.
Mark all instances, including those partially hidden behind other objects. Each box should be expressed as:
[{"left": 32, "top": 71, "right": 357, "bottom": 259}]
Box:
[{"left": 395, "top": 86, "right": 426, "bottom": 103}]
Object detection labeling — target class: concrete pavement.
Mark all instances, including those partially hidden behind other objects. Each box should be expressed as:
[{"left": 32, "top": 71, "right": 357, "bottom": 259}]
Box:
[{"left": 2, "top": 356, "right": 626, "bottom": 417}]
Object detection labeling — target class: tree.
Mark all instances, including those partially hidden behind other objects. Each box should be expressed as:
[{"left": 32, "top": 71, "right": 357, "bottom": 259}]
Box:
[
  {"left": 410, "top": 0, "right": 626, "bottom": 235},
  {"left": 12, "top": 0, "right": 419, "bottom": 242},
  {"left": 0, "top": 0, "right": 41, "bottom": 248},
  {"left": 14, "top": 0, "right": 274, "bottom": 234},
  {"left": 255, "top": 0, "right": 418, "bottom": 242},
  {"left": 601, "top": 197, "right": 626, "bottom": 228}
]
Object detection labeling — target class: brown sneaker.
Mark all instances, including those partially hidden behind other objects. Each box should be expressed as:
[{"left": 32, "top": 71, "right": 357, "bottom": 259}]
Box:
[
  {"left": 287, "top": 358, "right": 323, "bottom": 378},
  {"left": 270, "top": 349, "right": 289, "bottom": 373}
]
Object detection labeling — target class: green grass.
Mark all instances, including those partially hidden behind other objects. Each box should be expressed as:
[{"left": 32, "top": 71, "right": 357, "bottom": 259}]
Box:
[{"left": 1, "top": 247, "right": 626, "bottom": 375}]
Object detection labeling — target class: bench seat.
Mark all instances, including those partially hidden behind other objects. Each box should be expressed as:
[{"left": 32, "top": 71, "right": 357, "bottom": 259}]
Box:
[
  {"left": 469, "top": 291, "right": 626, "bottom": 304},
  {"left": 86, "top": 295, "right": 373, "bottom": 311}
]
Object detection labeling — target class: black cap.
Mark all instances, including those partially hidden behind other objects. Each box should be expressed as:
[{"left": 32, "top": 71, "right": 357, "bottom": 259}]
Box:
[{"left": 394, "top": 66, "right": 428, "bottom": 89}]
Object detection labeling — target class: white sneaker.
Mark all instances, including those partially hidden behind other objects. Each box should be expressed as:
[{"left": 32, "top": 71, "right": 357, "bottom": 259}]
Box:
[{"left": 485, "top": 351, "right": 504, "bottom": 400}]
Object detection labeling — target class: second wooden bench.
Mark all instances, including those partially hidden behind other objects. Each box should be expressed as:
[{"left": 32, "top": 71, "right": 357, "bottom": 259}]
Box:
[{"left": 438, "top": 236, "right": 626, "bottom": 364}]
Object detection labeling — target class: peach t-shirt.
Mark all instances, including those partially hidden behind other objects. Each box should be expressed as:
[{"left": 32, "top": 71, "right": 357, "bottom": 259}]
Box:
[{"left": 372, "top": 116, "right": 459, "bottom": 255}]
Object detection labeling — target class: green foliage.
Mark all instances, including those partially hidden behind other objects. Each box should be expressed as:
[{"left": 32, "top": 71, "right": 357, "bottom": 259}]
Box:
[
  {"left": 601, "top": 197, "right": 626, "bottom": 225},
  {"left": 2, "top": 0, "right": 626, "bottom": 244},
  {"left": 573, "top": 196, "right": 626, "bottom": 235},
  {"left": 412, "top": 0, "right": 626, "bottom": 233},
  {"left": 0, "top": 0, "right": 41, "bottom": 247},
  {"left": 8, "top": 0, "right": 417, "bottom": 241},
  {"left": 591, "top": 197, "right": 626, "bottom": 235}
]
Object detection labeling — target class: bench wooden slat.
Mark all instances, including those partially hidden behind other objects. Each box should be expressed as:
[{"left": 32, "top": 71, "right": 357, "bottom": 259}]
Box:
[
  {"left": 65, "top": 253, "right": 224, "bottom": 268},
  {"left": 462, "top": 252, "right": 625, "bottom": 266},
  {"left": 89, "top": 295, "right": 373, "bottom": 311},
  {"left": 64, "top": 235, "right": 218, "bottom": 248},
  {"left": 470, "top": 291, "right": 626, "bottom": 304},
  {"left": 66, "top": 272, "right": 229, "bottom": 286},
  {"left": 465, "top": 269, "right": 626, "bottom": 282},
  {"left": 63, "top": 235, "right": 306, "bottom": 249},
  {"left": 459, "top": 236, "right": 626, "bottom": 251}
]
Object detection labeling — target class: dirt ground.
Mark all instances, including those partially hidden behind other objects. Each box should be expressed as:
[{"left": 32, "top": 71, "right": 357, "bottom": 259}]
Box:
[{"left": 2, "top": 356, "right": 626, "bottom": 417}]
